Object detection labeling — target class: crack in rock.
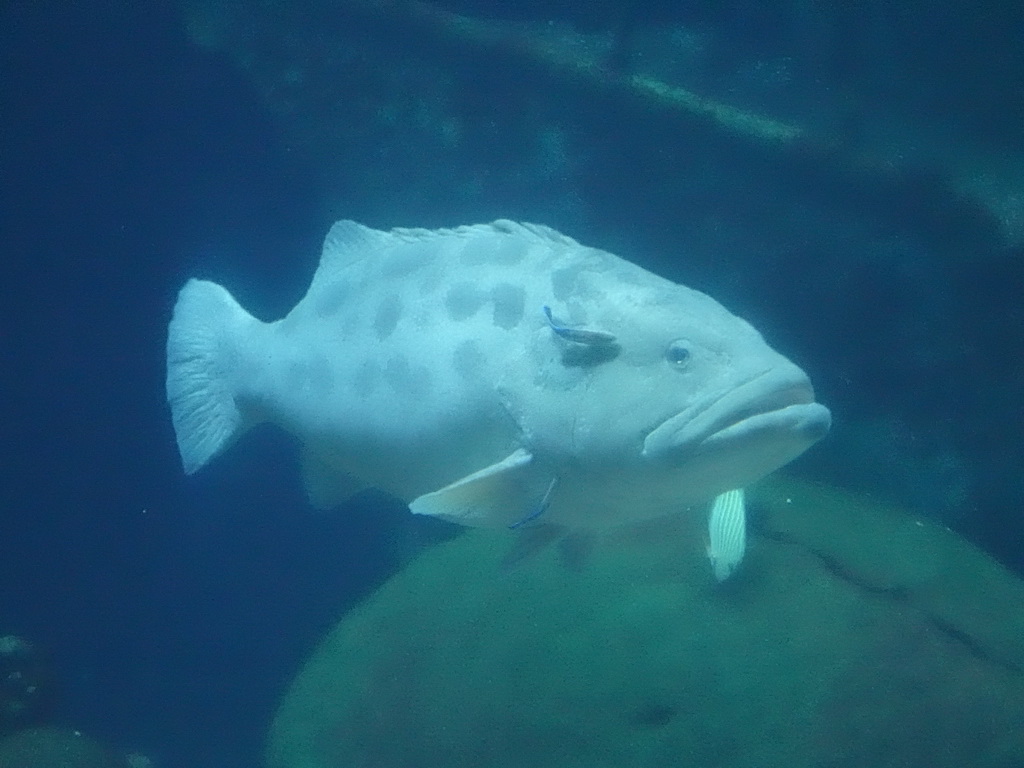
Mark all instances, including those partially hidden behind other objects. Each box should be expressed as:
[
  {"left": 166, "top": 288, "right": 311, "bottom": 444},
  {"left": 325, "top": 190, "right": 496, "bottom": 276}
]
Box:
[{"left": 755, "top": 525, "right": 1022, "bottom": 676}]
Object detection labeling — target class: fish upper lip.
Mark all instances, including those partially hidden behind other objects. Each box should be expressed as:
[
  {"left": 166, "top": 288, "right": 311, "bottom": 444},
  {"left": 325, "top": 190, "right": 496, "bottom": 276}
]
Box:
[{"left": 641, "top": 366, "right": 821, "bottom": 457}]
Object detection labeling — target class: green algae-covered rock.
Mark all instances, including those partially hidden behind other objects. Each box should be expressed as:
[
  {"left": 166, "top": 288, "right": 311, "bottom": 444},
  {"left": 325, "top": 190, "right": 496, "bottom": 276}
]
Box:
[{"left": 267, "top": 479, "right": 1024, "bottom": 768}]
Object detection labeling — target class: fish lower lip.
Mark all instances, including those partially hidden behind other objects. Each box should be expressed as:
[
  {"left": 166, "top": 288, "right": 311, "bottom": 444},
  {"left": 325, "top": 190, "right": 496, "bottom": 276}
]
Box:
[
  {"left": 642, "top": 367, "right": 826, "bottom": 457},
  {"left": 706, "top": 382, "right": 815, "bottom": 437},
  {"left": 699, "top": 402, "right": 832, "bottom": 451}
]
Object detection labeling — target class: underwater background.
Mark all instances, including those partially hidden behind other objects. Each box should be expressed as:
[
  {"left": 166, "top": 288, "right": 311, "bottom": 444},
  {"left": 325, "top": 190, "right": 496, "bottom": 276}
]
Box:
[{"left": 2, "top": 1, "right": 1023, "bottom": 766}]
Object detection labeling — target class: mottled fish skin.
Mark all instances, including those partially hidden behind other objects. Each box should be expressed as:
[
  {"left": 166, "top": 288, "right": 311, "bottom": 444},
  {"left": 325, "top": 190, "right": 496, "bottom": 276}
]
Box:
[{"left": 167, "top": 220, "right": 831, "bottom": 533}]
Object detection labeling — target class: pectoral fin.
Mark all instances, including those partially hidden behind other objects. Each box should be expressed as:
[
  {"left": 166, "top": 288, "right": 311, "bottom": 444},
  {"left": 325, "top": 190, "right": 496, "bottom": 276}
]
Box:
[
  {"left": 409, "top": 448, "right": 540, "bottom": 528},
  {"left": 707, "top": 488, "right": 747, "bottom": 582}
]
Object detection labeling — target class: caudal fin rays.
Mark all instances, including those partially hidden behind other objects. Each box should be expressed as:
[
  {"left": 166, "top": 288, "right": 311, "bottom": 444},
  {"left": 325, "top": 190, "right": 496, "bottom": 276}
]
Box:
[{"left": 166, "top": 279, "right": 259, "bottom": 475}]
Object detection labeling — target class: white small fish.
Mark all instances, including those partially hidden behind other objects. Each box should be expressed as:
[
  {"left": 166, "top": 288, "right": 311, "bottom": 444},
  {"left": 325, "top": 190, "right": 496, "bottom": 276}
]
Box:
[
  {"left": 707, "top": 488, "right": 747, "bottom": 581},
  {"left": 166, "top": 220, "right": 830, "bottom": 540}
]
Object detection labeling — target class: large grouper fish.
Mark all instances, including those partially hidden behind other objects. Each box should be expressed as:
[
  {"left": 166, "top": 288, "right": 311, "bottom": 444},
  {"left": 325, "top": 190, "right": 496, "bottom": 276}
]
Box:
[{"left": 167, "top": 220, "right": 830, "bottom": 560}]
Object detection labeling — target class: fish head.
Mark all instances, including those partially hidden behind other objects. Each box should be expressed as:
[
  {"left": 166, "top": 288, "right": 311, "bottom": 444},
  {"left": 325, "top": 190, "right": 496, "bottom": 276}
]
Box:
[{"left": 543, "top": 279, "right": 830, "bottom": 499}]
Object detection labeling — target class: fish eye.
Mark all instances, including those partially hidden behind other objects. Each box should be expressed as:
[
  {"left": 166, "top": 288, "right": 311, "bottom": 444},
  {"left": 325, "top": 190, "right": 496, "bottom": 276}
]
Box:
[{"left": 665, "top": 341, "right": 691, "bottom": 366}]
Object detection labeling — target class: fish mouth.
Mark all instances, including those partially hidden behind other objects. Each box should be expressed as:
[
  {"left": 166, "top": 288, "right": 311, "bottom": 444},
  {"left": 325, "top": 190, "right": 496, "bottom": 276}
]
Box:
[{"left": 642, "top": 366, "right": 831, "bottom": 460}]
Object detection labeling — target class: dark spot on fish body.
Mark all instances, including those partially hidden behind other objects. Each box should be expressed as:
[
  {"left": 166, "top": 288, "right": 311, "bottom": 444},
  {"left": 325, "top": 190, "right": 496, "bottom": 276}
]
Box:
[
  {"left": 373, "top": 294, "right": 403, "bottom": 340},
  {"left": 491, "top": 283, "right": 525, "bottom": 329},
  {"left": 384, "top": 354, "right": 430, "bottom": 396},
  {"left": 445, "top": 282, "right": 486, "bottom": 320},
  {"left": 314, "top": 280, "right": 354, "bottom": 317},
  {"left": 551, "top": 264, "right": 586, "bottom": 301},
  {"left": 453, "top": 340, "right": 486, "bottom": 380},
  {"left": 560, "top": 343, "right": 621, "bottom": 368}
]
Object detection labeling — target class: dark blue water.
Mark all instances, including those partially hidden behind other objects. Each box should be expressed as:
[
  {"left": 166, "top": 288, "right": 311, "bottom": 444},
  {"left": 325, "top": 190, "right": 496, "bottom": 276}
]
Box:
[
  {"left": 0, "top": 4, "right": 400, "bottom": 766},
  {"left": 3, "top": 2, "right": 1023, "bottom": 767}
]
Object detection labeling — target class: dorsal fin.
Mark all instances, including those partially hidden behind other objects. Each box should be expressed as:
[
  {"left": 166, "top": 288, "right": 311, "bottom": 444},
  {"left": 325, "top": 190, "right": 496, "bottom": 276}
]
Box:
[
  {"left": 385, "top": 219, "right": 577, "bottom": 247},
  {"left": 308, "top": 220, "right": 390, "bottom": 295},
  {"left": 308, "top": 219, "right": 581, "bottom": 298}
]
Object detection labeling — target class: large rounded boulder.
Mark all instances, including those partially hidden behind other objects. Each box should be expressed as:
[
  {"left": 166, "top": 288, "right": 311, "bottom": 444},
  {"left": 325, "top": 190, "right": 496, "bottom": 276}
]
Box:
[{"left": 268, "top": 478, "right": 1024, "bottom": 768}]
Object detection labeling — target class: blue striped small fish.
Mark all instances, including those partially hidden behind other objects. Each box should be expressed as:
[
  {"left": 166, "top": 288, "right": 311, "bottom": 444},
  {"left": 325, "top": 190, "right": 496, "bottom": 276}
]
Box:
[{"left": 707, "top": 488, "right": 747, "bottom": 581}]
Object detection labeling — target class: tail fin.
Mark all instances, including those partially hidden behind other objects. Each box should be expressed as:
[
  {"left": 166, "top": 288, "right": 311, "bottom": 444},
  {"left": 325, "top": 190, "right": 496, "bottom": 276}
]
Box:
[{"left": 166, "top": 279, "right": 258, "bottom": 475}]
